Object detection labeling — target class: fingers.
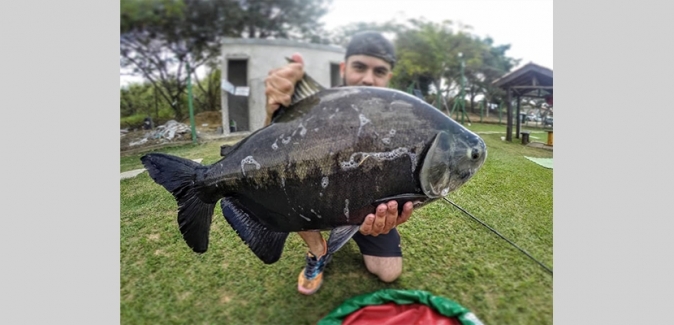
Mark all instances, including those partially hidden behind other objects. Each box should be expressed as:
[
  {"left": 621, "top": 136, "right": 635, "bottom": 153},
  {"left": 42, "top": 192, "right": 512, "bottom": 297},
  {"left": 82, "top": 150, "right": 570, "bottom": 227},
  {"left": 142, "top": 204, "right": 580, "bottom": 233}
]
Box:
[
  {"left": 264, "top": 56, "right": 305, "bottom": 119},
  {"left": 359, "top": 214, "right": 375, "bottom": 235},
  {"left": 384, "top": 201, "right": 398, "bottom": 233},
  {"left": 360, "top": 204, "right": 388, "bottom": 236},
  {"left": 397, "top": 201, "right": 414, "bottom": 226},
  {"left": 291, "top": 52, "right": 304, "bottom": 65},
  {"left": 360, "top": 201, "right": 415, "bottom": 237},
  {"left": 373, "top": 203, "right": 387, "bottom": 234}
]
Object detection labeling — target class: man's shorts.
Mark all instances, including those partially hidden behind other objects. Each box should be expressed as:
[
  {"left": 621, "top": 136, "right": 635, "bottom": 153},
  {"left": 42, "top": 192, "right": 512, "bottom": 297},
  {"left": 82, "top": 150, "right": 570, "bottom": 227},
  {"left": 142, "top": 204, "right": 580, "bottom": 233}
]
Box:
[{"left": 351, "top": 228, "right": 402, "bottom": 257}]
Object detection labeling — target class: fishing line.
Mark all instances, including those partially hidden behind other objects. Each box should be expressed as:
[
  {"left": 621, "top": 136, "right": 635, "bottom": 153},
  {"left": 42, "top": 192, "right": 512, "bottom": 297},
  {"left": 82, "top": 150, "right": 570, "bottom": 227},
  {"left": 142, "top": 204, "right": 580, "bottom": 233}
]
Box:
[{"left": 443, "top": 197, "right": 553, "bottom": 276}]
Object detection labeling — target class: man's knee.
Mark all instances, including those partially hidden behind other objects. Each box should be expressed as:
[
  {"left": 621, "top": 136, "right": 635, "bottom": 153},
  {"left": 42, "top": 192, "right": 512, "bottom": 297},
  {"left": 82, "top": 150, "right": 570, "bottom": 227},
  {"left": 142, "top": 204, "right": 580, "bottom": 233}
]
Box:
[{"left": 363, "top": 256, "right": 402, "bottom": 283}]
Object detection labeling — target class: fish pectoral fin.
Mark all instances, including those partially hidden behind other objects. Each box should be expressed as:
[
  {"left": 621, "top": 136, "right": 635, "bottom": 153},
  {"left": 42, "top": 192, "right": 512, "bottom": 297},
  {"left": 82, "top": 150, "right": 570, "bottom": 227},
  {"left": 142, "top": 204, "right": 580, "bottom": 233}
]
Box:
[
  {"left": 326, "top": 225, "right": 361, "bottom": 256},
  {"left": 371, "top": 194, "right": 430, "bottom": 214},
  {"left": 419, "top": 131, "right": 453, "bottom": 198},
  {"left": 285, "top": 56, "right": 326, "bottom": 107},
  {"left": 220, "top": 197, "right": 289, "bottom": 264}
]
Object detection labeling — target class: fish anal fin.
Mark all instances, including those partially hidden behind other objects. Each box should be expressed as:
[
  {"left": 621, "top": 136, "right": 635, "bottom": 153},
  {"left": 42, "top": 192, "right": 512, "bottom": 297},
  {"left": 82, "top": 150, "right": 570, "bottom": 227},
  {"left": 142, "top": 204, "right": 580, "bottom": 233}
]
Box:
[
  {"left": 326, "top": 225, "right": 360, "bottom": 256},
  {"left": 220, "top": 197, "right": 289, "bottom": 264}
]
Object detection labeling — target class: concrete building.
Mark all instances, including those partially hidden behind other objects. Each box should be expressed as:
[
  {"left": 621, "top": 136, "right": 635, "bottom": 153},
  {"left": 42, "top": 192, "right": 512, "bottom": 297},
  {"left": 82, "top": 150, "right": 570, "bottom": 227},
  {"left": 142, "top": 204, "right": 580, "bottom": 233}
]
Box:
[{"left": 220, "top": 38, "right": 346, "bottom": 135}]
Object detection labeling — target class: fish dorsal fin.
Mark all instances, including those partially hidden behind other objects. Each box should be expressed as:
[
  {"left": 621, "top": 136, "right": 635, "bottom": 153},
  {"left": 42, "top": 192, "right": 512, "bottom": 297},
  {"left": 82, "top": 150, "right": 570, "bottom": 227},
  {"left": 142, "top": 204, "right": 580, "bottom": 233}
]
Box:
[{"left": 285, "top": 56, "right": 326, "bottom": 106}]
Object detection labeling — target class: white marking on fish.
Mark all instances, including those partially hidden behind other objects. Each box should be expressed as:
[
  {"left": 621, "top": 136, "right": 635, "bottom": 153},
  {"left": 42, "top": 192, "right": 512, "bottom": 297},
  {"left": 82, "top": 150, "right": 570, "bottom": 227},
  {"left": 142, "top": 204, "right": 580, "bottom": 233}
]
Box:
[
  {"left": 357, "top": 114, "right": 371, "bottom": 137},
  {"left": 340, "top": 148, "right": 417, "bottom": 172},
  {"left": 299, "top": 214, "right": 310, "bottom": 222},
  {"left": 329, "top": 114, "right": 335, "bottom": 119},
  {"left": 382, "top": 129, "right": 396, "bottom": 144},
  {"left": 351, "top": 104, "right": 359, "bottom": 112},
  {"left": 390, "top": 100, "right": 413, "bottom": 110},
  {"left": 344, "top": 199, "right": 350, "bottom": 221},
  {"left": 240, "top": 156, "right": 261, "bottom": 176},
  {"left": 321, "top": 176, "right": 329, "bottom": 188},
  {"left": 281, "top": 177, "right": 286, "bottom": 188},
  {"left": 282, "top": 136, "right": 291, "bottom": 144},
  {"left": 272, "top": 139, "right": 279, "bottom": 150},
  {"left": 441, "top": 188, "right": 449, "bottom": 196},
  {"left": 299, "top": 122, "right": 307, "bottom": 137},
  {"left": 311, "top": 209, "right": 322, "bottom": 219},
  {"left": 314, "top": 128, "right": 319, "bottom": 132},
  {"left": 319, "top": 192, "right": 323, "bottom": 197},
  {"left": 320, "top": 88, "right": 361, "bottom": 102}
]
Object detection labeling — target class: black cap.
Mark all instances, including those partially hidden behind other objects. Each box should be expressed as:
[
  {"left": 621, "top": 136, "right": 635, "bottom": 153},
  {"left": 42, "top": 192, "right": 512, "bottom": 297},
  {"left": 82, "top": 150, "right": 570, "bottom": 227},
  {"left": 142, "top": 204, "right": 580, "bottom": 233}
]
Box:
[{"left": 345, "top": 31, "right": 396, "bottom": 69}]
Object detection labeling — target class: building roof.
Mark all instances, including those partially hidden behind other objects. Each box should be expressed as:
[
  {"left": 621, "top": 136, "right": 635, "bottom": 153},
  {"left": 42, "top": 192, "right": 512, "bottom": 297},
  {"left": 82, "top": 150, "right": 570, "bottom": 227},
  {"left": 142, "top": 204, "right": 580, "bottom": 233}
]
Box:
[
  {"left": 221, "top": 37, "right": 345, "bottom": 54},
  {"left": 492, "top": 62, "right": 553, "bottom": 98}
]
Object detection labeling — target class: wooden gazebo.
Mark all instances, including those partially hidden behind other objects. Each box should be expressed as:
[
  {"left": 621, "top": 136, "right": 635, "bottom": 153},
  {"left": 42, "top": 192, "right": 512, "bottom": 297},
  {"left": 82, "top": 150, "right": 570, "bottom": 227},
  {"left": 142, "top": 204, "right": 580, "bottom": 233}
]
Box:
[{"left": 492, "top": 62, "right": 553, "bottom": 141}]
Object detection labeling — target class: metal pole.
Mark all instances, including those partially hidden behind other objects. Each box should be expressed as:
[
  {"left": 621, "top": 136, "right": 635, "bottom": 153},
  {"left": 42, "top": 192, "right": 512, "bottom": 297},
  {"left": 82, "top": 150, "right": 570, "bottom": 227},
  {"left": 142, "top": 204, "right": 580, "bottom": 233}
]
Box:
[
  {"left": 460, "top": 55, "right": 466, "bottom": 124},
  {"left": 516, "top": 96, "right": 521, "bottom": 139},
  {"left": 187, "top": 61, "right": 197, "bottom": 144},
  {"left": 506, "top": 88, "right": 512, "bottom": 141}
]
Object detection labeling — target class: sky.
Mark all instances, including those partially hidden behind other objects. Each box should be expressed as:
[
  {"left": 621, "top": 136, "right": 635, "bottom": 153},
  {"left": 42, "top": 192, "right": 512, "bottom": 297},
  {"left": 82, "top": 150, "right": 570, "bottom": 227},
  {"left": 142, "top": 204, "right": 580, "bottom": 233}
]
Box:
[
  {"left": 320, "top": 0, "right": 553, "bottom": 69},
  {"left": 120, "top": 0, "right": 552, "bottom": 87}
]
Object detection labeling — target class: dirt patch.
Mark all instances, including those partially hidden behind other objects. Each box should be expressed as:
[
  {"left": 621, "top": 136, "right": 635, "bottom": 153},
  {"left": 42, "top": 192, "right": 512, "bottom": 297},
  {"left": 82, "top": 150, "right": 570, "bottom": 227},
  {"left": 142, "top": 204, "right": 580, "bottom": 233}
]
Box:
[
  {"left": 121, "top": 111, "right": 224, "bottom": 153},
  {"left": 181, "top": 111, "right": 223, "bottom": 131}
]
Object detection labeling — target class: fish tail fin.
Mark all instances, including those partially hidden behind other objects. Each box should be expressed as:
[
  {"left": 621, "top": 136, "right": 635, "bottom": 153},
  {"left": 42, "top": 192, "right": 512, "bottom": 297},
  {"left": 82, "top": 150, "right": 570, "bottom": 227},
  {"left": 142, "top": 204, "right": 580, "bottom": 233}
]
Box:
[{"left": 140, "top": 153, "right": 216, "bottom": 253}]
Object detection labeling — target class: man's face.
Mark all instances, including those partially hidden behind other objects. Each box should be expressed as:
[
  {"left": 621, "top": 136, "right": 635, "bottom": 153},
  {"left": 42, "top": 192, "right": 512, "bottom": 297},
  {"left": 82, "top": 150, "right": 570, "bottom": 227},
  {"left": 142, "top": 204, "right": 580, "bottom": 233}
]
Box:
[{"left": 340, "top": 54, "right": 393, "bottom": 88}]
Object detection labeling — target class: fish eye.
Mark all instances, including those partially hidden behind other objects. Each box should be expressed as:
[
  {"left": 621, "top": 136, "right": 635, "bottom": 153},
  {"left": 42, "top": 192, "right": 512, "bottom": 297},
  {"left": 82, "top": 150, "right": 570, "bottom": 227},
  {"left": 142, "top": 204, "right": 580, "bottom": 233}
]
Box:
[{"left": 471, "top": 148, "right": 480, "bottom": 160}]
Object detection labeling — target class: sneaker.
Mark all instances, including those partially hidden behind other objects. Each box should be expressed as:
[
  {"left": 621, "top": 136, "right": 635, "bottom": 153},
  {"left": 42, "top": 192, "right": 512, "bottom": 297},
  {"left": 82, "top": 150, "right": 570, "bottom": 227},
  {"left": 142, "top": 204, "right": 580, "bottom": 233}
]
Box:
[{"left": 297, "top": 240, "right": 331, "bottom": 295}]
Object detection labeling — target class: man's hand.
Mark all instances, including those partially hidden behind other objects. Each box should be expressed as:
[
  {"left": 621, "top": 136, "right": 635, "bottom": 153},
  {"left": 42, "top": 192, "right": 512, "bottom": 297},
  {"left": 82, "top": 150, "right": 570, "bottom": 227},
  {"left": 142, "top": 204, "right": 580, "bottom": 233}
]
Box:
[
  {"left": 359, "top": 201, "right": 414, "bottom": 236},
  {"left": 264, "top": 53, "right": 305, "bottom": 126}
]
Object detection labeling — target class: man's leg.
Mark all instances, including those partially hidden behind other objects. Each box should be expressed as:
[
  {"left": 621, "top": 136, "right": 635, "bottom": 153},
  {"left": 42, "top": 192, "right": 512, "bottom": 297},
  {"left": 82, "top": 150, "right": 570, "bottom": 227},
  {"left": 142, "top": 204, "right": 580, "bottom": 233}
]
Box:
[
  {"left": 351, "top": 229, "right": 403, "bottom": 283},
  {"left": 297, "top": 231, "right": 330, "bottom": 295}
]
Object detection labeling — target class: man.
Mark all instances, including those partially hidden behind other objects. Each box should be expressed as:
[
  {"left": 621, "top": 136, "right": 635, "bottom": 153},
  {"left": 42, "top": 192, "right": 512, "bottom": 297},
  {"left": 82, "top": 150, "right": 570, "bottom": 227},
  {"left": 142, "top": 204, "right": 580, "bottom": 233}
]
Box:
[{"left": 264, "top": 31, "right": 415, "bottom": 295}]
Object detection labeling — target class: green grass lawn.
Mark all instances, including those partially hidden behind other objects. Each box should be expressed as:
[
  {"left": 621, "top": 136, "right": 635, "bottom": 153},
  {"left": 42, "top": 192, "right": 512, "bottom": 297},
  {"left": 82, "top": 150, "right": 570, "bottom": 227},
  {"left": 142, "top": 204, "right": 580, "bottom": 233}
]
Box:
[{"left": 120, "top": 123, "right": 553, "bottom": 324}]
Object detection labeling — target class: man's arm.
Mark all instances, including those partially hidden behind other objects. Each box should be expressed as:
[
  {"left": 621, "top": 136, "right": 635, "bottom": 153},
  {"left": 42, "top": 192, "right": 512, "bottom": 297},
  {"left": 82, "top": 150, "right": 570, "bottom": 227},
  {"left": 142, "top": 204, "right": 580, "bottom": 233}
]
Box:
[{"left": 264, "top": 53, "right": 305, "bottom": 126}]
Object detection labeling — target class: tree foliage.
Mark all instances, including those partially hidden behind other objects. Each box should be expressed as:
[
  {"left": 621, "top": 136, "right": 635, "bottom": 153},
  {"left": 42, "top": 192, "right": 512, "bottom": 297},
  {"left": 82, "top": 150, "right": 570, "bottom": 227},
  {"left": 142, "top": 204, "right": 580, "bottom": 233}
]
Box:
[
  {"left": 120, "top": 0, "right": 331, "bottom": 120},
  {"left": 382, "top": 18, "right": 519, "bottom": 111}
]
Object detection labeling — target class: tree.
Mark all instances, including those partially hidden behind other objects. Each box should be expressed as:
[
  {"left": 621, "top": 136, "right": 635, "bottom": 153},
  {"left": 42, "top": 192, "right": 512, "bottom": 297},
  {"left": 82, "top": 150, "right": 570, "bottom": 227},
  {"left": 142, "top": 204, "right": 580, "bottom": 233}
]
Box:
[
  {"left": 121, "top": 0, "right": 241, "bottom": 120},
  {"left": 120, "top": 83, "right": 155, "bottom": 117},
  {"left": 120, "top": 0, "right": 331, "bottom": 120},
  {"left": 191, "top": 60, "right": 222, "bottom": 113},
  {"left": 386, "top": 18, "right": 518, "bottom": 116},
  {"left": 237, "top": 0, "right": 332, "bottom": 40}
]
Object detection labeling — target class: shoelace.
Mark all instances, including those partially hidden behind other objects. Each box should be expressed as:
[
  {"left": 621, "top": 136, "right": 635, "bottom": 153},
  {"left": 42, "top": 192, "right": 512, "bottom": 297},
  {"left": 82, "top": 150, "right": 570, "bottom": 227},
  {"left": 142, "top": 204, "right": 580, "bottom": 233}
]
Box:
[{"left": 304, "top": 253, "right": 325, "bottom": 279}]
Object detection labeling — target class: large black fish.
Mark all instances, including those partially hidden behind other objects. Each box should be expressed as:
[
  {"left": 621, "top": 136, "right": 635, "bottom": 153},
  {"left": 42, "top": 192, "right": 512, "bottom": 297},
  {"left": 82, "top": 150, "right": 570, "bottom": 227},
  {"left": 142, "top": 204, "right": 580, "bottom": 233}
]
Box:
[{"left": 140, "top": 71, "right": 487, "bottom": 264}]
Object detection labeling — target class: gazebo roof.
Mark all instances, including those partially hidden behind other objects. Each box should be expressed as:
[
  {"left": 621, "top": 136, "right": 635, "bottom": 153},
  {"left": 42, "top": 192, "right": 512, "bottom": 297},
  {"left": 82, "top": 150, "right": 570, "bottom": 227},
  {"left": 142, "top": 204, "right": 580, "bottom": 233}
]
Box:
[{"left": 492, "top": 62, "right": 553, "bottom": 98}]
